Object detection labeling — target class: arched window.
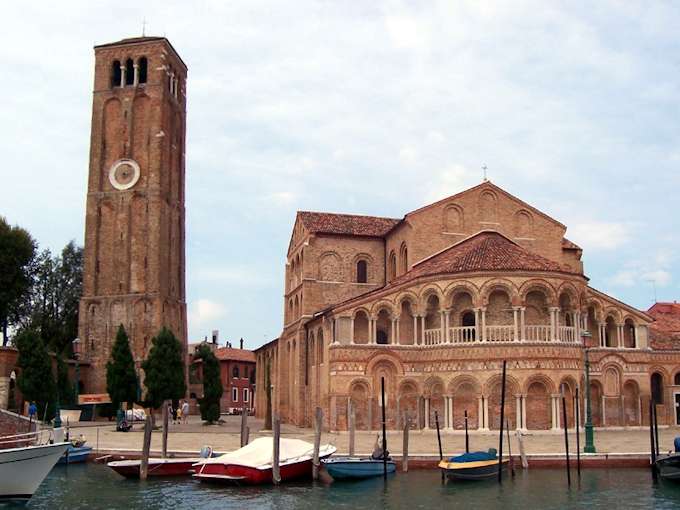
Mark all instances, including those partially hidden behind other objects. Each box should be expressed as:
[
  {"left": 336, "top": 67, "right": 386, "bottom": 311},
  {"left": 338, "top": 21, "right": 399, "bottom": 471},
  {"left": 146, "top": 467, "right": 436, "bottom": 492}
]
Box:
[
  {"left": 138, "top": 57, "right": 148, "bottom": 84},
  {"left": 651, "top": 372, "right": 664, "bottom": 404},
  {"left": 357, "top": 260, "right": 368, "bottom": 283},
  {"left": 232, "top": 365, "right": 240, "bottom": 379},
  {"left": 111, "top": 60, "right": 121, "bottom": 88},
  {"left": 125, "top": 58, "right": 134, "bottom": 86},
  {"left": 399, "top": 243, "right": 408, "bottom": 274},
  {"left": 388, "top": 251, "right": 397, "bottom": 281},
  {"left": 675, "top": 372, "right": 680, "bottom": 386}
]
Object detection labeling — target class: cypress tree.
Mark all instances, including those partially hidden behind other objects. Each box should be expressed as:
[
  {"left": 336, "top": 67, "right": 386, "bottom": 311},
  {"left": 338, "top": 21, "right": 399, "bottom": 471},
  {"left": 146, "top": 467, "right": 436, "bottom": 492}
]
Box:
[
  {"left": 15, "top": 329, "right": 56, "bottom": 420},
  {"left": 142, "top": 327, "right": 186, "bottom": 410},
  {"left": 195, "top": 344, "right": 222, "bottom": 424},
  {"left": 106, "top": 325, "right": 139, "bottom": 411}
]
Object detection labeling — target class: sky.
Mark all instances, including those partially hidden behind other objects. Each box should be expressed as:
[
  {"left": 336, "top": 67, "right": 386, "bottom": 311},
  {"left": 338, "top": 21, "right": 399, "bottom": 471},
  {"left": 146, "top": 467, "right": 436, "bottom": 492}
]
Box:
[{"left": 1, "top": 1, "right": 679, "bottom": 350}]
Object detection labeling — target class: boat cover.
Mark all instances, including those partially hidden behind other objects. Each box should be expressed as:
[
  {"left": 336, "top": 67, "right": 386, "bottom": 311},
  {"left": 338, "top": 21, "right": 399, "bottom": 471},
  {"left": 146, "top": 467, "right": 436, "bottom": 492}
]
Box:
[
  {"left": 674, "top": 437, "right": 680, "bottom": 453},
  {"left": 449, "top": 450, "right": 497, "bottom": 463},
  {"left": 196, "top": 437, "right": 335, "bottom": 469}
]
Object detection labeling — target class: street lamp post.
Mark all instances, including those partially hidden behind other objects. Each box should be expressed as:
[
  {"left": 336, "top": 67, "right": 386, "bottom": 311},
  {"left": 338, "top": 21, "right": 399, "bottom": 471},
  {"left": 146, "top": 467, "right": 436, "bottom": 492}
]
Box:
[
  {"left": 582, "top": 331, "right": 596, "bottom": 453},
  {"left": 72, "top": 337, "right": 81, "bottom": 404}
]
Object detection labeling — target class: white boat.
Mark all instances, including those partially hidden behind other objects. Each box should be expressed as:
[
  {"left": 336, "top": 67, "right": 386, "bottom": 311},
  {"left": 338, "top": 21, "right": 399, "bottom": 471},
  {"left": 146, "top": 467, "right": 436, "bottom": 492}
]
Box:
[{"left": 0, "top": 441, "right": 69, "bottom": 501}]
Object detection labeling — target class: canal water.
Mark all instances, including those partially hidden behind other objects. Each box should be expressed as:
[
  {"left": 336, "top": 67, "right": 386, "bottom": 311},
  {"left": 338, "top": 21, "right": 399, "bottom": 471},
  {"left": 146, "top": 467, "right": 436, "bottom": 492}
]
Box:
[{"left": 18, "top": 464, "right": 680, "bottom": 509}]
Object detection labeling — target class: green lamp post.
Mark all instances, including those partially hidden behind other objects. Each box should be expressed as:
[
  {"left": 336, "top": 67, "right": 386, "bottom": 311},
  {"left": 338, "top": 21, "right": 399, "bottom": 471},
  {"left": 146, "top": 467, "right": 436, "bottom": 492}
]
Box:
[
  {"left": 582, "top": 331, "right": 596, "bottom": 453},
  {"left": 72, "top": 337, "right": 81, "bottom": 402}
]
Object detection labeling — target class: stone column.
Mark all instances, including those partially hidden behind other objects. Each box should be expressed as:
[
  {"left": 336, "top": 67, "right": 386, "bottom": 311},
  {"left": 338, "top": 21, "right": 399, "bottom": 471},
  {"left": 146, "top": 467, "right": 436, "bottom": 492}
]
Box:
[
  {"left": 483, "top": 397, "right": 490, "bottom": 429},
  {"left": 391, "top": 319, "right": 396, "bottom": 344},
  {"left": 367, "top": 397, "right": 374, "bottom": 431},
  {"left": 0, "top": 376, "right": 9, "bottom": 410},
  {"left": 350, "top": 317, "right": 355, "bottom": 344},
  {"left": 477, "top": 396, "right": 485, "bottom": 430},
  {"left": 480, "top": 308, "right": 487, "bottom": 342},
  {"left": 602, "top": 395, "right": 606, "bottom": 426},
  {"left": 513, "top": 307, "right": 520, "bottom": 342},
  {"left": 413, "top": 315, "right": 418, "bottom": 345},
  {"left": 119, "top": 63, "right": 126, "bottom": 87},
  {"left": 600, "top": 323, "right": 606, "bottom": 347},
  {"left": 515, "top": 395, "right": 522, "bottom": 430},
  {"left": 574, "top": 311, "right": 581, "bottom": 341},
  {"left": 521, "top": 395, "right": 527, "bottom": 430},
  {"left": 420, "top": 316, "right": 425, "bottom": 344},
  {"left": 448, "top": 396, "right": 455, "bottom": 430},
  {"left": 617, "top": 324, "right": 624, "bottom": 348},
  {"left": 440, "top": 311, "right": 446, "bottom": 344},
  {"left": 520, "top": 307, "right": 526, "bottom": 341},
  {"left": 395, "top": 317, "right": 401, "bottom": 345},
  {"left": 424, "top": 398, "right": 430, "bottom": 429},
  {"left": 551, "top": 395, "right": 560, "bottom": 430},
  {"left": 549, "top": 307, "right": 559, "bottom": 341},
  {"left": 330, "top": 395, "right": 337, "bottom": 431},
  {"left": 133, "top": 63, "right": 139, "bottom": 86},
  {"left": 444, "top": 310, "right": 451, "bottom": 343},
  {"left": 474, "top": 308, "right": 481, "bottom": 342}
]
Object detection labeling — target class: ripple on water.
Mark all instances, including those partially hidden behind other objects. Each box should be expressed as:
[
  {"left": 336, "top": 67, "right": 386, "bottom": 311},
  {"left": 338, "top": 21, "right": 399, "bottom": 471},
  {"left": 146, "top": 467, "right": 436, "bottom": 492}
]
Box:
[{"left": 18, "top": 464, "right": 680, "bottom": 510}]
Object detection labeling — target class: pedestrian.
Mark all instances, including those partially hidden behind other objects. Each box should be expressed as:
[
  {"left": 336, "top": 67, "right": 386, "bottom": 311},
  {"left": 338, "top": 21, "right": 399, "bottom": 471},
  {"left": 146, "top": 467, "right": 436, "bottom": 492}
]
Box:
[
  {"left": 28, "top": 401, "right": 37, "bottom": 420},
  {"left": 182, "top": 400, "right": 190, "bottom": 424},
  {"left": 168, "top": 401, "right": 176, "bottom": 424}
]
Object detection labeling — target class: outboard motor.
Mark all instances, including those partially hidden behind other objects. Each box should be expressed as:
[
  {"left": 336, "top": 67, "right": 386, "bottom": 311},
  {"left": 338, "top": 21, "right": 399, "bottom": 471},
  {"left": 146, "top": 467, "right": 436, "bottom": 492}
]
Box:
[{"left": 673, "top": 437, "right": 680, "bottom": 453}]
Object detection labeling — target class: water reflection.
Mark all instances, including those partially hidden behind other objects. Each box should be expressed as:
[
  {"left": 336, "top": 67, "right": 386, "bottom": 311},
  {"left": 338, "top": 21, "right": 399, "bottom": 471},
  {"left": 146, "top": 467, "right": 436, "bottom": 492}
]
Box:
[{"left": 18, "top": 464, "right": 680, "bottom": 510}]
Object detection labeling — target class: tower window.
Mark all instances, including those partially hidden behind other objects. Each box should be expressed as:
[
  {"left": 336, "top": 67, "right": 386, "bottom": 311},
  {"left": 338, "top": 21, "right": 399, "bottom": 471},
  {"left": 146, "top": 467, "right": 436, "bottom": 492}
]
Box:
[
  {"left": 232, "top": 366, "right": 239, "bottom": 379},
  {"left": 138, "top": 57, "right": 148, "bottom": 84},
  {"left": 111, "top": 60, "right": 121, "bottom": 88},
  {"left": 125, "top": 59, "right": 134, "bottom": 86},
  {"left": 357, "top": 260, "right": 368, "bottom": 283}
]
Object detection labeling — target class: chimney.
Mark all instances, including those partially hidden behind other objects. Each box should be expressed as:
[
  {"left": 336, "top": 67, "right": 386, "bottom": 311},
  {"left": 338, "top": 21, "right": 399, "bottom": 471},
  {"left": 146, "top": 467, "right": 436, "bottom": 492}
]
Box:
[
  {"left": 212, "top": 330, "right": 219, "bottom": 344},
  {"left": 240, "top": 338, "right": 244, "bottom": 350}
]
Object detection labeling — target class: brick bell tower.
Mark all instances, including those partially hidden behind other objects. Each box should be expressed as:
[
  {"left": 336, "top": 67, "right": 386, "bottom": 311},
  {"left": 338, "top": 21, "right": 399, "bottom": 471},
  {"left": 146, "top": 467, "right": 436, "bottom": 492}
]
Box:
[{"left": 78, "top": 37, "right": 188, "bottom": 393}]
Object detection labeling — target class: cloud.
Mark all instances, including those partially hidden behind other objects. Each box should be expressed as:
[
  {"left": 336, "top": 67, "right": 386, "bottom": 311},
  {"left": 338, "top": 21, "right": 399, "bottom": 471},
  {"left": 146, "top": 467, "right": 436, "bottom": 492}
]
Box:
[
  {"left": 425, "top": 165, "right": 478, "bottom": 202},
  {"left": 192, "top": 267, "right": 273, "bottom": 287},
  {"left": 568, "top": 222, "right": 631, "bottom": 251},
  {"left": 188, "top": 299, "right": 227, "bottom": 331}
]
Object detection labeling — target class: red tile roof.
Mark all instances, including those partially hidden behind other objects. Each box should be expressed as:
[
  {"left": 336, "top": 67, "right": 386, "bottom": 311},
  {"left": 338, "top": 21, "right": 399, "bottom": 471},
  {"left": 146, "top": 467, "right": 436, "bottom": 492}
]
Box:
[
  {"left": 648, "top": 302, "right": 680, "bottom": 349},
  {"left": 298, "top": 211, "right": 400, "bottom": 237},
  {"left": 214, "top": 348, "right": 256, "bottom": 363},
  {"left": 395, "top": 231, "right": 569, "bottom": 283}
]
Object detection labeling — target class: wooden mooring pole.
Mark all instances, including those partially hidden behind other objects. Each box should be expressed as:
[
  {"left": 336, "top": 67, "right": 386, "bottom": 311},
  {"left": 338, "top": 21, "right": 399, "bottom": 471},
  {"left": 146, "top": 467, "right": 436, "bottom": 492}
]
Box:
[
  {"left": 653, "top": 403, "right": 660, "bottom": 458},
  {"left": 402, "top": 412, "right": 409, "bottom": 473},
  {"left": 139, "top": 412, "right": 153, "bottom": 481},
  {"left": 575, "top": 388, "right": 581, "bottom": 477},
  {"left": 272, "top": 415, "right": 281, "bottom": 484},
  {"left": 381, "top": 377, "right": 388, "bottom": 481},
  {"left": 240, "top": 402, "right": 249, "bottom": 447},
  {"left": 348, "top": 400, "right": 355, "bottom": 457},
  {"left": 649, "top": 399, "right": 657, "bottom": 481},
  {"left": 562, "top": 395, "right": 571, "bottom": 487},
  {"left": 498, "top": 360, "right": 507, "bottom": 484},
  {"left": 162, "top": 400, "right": 169, "bottom": 458},
  {"left": 435, "top": 410, "right": 444, "bottom": 482},
  {"left": 464, "top": 410, "right": 469, "bottom": 453},
  {"left": 312, "top": 407, "right": 323, "bottom": 480},
  {"left": 506, "top": 418, "right": 515, "bottom": 477}
]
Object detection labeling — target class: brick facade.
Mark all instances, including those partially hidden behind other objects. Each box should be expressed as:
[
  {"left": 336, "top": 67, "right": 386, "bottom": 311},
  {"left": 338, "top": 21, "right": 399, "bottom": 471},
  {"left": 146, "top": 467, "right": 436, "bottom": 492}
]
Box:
[
  {"left": 257, "top": 181, "right": 680, "bottom": 432},
  {"left": 78, "top": 37, "right": 188, "bottom": 393}
]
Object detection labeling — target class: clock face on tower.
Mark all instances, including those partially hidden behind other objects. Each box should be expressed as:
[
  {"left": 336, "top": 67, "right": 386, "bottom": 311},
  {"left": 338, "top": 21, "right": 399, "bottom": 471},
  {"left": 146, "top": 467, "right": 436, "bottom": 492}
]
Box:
[{"left": 108, "top": 159, "right": 141, "bottom": 190}]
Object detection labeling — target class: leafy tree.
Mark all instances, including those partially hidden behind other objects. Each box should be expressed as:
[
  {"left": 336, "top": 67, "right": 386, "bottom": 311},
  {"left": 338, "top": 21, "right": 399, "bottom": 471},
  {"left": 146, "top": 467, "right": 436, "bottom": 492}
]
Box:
[
  {"left": 15, "top": 329, "right": 56, "bottom": 420},
  {"left": 0, "top": 217, "right": 36, "bottom": 346},
  {"left": 56, "top": 353, "right": 75, "bottom": 407},
  {"left": 106, "top": 325, "right": 139, "bottom": 411},
  {"left": 23, "top": 242, "right": 83, "bottom": 353},
  {"left": 194, "top": 344, "right": 222, "bottom": 424},
  {"left": 142, "top": 327, "right": 186, "bottom": 410}
]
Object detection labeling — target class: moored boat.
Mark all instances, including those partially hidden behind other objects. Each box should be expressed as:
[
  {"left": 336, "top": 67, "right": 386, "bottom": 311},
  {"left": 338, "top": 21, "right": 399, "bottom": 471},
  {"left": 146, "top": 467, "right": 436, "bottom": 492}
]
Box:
[
  {"left": 655, "top": 453, "right": 680, "bottom": 481},
  {"left": 0, "top": 441, "right": 70, "bottom": 501},
  {"left": 107, "top": 446, "right": 213, "bottom": 478},
  {"left": 58, "top": 444, "right": 93, "bottom": 465},
  {"left": 438, "top": 449, "right": 507, "bottom": 481},
  {"left": 193, "top": 437, "right": 336, "bottom": 485},
  {"left": 323, "top": 457, "right": 396, "bottom": 480}
]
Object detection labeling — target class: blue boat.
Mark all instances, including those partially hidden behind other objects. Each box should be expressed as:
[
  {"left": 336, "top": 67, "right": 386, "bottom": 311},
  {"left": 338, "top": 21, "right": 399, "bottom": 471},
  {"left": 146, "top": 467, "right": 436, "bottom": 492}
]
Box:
[
  {"left": 58, "top": 444, "right": 93, "bottom": 465},
  {"left": 323, "top": 457, "right": 396, "bottom": 480}
]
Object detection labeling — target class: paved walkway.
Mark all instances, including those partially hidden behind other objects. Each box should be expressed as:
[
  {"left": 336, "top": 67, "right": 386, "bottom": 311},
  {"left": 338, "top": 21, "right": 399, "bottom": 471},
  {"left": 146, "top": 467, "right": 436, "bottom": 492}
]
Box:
[{"left": 69, "top": 415, "right": 677, "bottom": 457}]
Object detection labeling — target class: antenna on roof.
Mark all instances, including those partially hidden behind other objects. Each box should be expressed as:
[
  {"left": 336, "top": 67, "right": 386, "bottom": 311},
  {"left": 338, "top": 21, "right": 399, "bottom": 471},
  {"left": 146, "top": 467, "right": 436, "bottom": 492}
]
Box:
[
  {"left": 141, "top": 18, "right": 147, "bottom": 36},
  {"left": 647, "top": 279, "right": 658, "bottom": 303},
  {"left": 482, "top": 164, "right": 488, "bottom": 182}
]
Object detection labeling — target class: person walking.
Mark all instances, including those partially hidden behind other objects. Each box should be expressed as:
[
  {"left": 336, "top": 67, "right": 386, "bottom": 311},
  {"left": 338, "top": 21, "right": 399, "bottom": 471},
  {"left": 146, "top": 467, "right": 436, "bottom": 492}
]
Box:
[
  {"left": 181, "top": 400, "right": 190, "bottom": 425},
  {"left": 169, "top": 401, "right": 177, "bottom": 425}
]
